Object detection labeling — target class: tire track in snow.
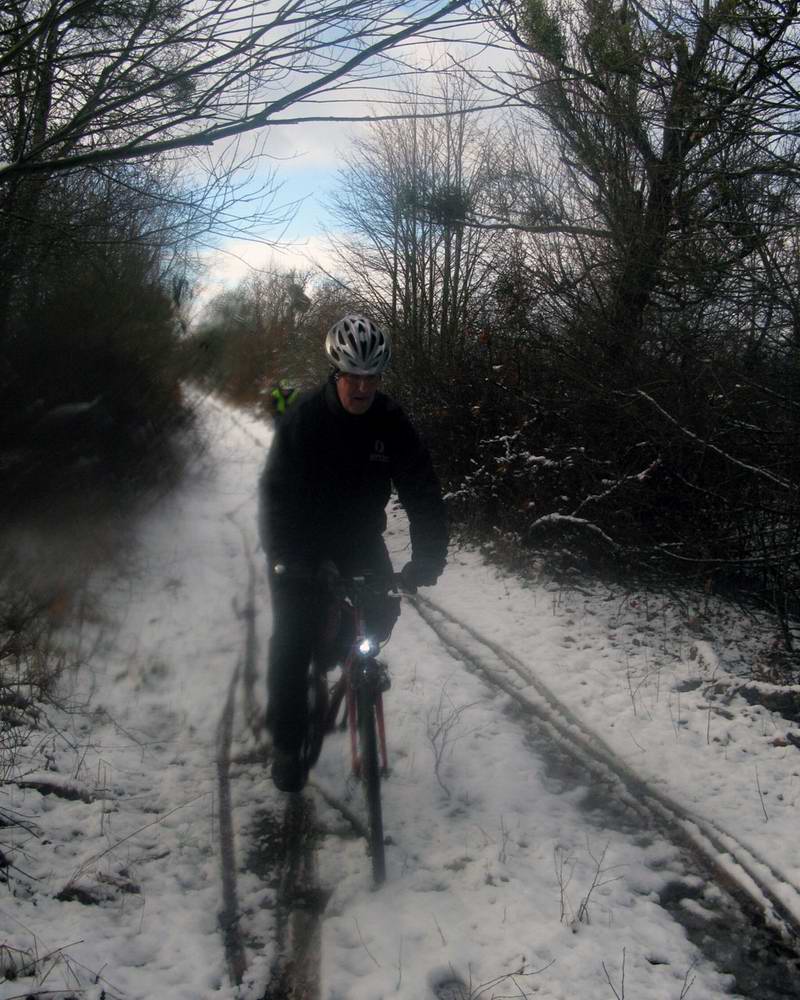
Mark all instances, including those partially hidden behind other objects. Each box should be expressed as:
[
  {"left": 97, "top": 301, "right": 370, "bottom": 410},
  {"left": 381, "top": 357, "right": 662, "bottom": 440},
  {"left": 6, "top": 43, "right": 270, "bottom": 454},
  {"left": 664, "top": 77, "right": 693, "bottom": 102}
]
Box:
[
  {"left": 260, "top": 794, "right": 325, "bottom": 1000},
  {"left": 413, "top": 594, "right": 800, "bottom": 951},
  {"left": 216, "top": 660, "right": 248, "bottom": 987},
  {"left": 227, "top": 509, "right": 265, "bottom": 741},
  {"left": 217, "top": 508, "right": 262, "bottom": 987},
  {"left": 216, "top": 503, "right": 326, "bottom": 998}
]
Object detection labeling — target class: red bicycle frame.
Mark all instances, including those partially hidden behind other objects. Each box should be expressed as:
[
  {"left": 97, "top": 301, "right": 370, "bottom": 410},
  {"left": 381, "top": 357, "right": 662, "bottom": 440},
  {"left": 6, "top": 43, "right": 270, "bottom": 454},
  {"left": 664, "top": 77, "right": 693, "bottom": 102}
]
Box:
[{"left": 343, "top": 599, "right": 389, "bottom": 776}]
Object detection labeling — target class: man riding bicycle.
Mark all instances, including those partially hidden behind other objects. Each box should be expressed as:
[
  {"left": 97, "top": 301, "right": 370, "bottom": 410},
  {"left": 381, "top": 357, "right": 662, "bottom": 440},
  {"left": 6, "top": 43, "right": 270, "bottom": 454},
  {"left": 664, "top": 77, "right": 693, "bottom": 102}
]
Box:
[
  {"left": 258, "top": 314, "right": 448, "bottom": 792},
  {"left": 269, "top": 378, "right": 299, "bottom": 417}
]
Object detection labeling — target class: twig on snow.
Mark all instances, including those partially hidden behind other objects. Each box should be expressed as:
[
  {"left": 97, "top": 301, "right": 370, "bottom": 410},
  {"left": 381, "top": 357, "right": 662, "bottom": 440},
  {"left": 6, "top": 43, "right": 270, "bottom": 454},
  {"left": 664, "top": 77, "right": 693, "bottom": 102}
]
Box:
[
  {"left": 602, "top": 946, "right": 626, "bottom": 999},
  {"left": 353, "top": 917, "right": 381, "bottom": 968},
  {"left": 755, "top": 766, "right": 769, "bottom": 822}
]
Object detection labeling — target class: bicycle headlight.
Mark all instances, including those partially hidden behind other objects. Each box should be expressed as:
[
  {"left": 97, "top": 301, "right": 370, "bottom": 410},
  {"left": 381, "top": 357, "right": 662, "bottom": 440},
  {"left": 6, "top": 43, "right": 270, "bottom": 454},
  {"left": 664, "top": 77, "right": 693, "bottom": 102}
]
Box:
[{"left": 358, "top": 638, "right": 377, "bottom": 656}]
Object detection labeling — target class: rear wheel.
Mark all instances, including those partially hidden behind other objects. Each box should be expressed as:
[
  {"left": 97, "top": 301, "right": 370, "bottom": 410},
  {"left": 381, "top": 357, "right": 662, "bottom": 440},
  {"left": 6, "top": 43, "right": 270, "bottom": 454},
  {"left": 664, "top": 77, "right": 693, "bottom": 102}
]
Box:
[
  {"left": 357, "top": 681, "right": 386, "bottom": 884},
  {"left": 300, "top": 666, "right": 327, "bottom": 775}
]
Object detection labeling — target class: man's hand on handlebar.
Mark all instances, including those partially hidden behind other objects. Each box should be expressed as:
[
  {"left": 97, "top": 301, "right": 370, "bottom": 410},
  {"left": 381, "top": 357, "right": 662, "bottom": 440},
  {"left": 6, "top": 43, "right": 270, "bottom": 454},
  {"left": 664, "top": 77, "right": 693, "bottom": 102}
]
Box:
[{"left": 399, "top": 559, "right": 442, "bottom": 594}]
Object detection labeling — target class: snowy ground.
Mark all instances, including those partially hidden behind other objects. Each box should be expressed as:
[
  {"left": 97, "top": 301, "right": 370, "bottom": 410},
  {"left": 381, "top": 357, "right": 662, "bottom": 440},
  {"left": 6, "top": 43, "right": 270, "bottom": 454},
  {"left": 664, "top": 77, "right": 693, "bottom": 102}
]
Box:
[{"left": 1, "top": 397, "right": 799, "bottom": 1000}]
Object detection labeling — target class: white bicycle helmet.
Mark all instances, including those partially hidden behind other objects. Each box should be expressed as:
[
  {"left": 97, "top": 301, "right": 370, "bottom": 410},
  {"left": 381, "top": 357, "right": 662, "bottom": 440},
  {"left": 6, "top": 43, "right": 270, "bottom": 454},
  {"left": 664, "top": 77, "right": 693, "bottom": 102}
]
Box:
[{"left": 325, "top": 314, "right": 391, "bottom": 375}]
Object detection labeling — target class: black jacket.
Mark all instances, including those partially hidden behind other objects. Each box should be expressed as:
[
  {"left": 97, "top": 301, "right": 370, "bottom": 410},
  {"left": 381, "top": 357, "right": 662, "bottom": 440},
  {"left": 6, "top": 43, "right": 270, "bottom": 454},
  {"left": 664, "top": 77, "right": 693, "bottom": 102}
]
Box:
[{"left": 259, "top": 377, "right": 448, "bottom": 573}]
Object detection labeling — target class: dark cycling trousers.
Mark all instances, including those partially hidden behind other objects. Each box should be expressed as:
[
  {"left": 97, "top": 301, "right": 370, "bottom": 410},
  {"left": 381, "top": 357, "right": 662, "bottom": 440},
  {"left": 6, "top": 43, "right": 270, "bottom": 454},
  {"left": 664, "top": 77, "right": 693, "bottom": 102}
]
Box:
[{"left": 266, "top": 549, "right": 400, "bottom": 755}]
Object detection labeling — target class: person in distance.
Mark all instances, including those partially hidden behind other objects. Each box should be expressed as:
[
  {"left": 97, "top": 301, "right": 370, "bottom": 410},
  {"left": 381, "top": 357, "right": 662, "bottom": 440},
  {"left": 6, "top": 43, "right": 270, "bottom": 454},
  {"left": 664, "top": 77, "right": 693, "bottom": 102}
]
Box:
[{"left": 269, "top": 378, "right": 299, "bottom": 417}]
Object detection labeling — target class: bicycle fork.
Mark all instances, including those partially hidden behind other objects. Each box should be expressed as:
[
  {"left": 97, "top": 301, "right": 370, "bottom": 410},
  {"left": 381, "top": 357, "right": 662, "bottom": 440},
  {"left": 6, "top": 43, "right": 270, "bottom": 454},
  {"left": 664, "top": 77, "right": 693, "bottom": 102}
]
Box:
[
  {"left": 346, "top": 669, "right": 389, "bottom": 776},
  {"left": 374, "top": 693, "right": 388, "bottom": 774}
]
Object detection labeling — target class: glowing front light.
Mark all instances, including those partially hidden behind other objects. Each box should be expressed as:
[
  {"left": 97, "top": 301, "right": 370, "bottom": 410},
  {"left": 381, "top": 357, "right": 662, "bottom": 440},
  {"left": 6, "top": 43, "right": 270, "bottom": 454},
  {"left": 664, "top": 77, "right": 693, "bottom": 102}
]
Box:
[{"left": 359, "top": 639, "right": 374, "bottom": 655}]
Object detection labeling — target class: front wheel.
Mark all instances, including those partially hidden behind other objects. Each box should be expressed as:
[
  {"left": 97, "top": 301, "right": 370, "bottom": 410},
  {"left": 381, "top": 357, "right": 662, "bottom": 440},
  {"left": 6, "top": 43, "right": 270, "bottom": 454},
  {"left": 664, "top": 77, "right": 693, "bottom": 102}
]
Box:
[{"left": 357, "top": 682, "right": 386, "bottom": 884}]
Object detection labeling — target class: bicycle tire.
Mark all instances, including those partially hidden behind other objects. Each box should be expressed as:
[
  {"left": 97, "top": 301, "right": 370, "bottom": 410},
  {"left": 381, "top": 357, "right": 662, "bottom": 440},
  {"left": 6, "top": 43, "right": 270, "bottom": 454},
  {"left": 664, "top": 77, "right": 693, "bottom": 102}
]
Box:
[{"left": 357, "top": 681, "right": 386, "bottom": 884}]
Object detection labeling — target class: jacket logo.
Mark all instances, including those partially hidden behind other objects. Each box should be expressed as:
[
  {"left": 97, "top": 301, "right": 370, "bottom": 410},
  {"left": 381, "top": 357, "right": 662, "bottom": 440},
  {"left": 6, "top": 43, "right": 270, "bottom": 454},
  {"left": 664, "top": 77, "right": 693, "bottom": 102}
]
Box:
[{"left": 370, "top": 439, "right": 390, "bottom": 463}]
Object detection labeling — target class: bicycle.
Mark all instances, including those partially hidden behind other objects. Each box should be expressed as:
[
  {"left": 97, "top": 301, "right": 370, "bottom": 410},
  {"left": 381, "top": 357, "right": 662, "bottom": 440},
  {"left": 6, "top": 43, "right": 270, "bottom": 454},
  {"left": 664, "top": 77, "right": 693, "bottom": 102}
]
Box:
[{"left": 273, "top": 565, "right": 407, "bottom": 885}]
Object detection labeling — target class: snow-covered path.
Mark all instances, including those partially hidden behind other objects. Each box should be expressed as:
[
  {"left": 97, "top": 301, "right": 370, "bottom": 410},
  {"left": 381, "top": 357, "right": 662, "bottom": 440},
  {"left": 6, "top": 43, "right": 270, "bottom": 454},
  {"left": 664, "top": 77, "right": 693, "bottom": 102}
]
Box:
[
  {"left": 3, "top": 397, "right": 799, "bottom": 1000},
  {"left": 2, "top": 399, "right": 273, "bottom": 998}
]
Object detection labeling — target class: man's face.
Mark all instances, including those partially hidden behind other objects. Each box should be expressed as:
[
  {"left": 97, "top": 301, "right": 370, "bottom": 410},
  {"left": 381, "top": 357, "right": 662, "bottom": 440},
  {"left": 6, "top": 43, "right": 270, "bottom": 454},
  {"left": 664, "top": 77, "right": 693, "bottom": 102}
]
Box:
[{"left": 336, "top": 372, "right": 380, "bottom": 415}]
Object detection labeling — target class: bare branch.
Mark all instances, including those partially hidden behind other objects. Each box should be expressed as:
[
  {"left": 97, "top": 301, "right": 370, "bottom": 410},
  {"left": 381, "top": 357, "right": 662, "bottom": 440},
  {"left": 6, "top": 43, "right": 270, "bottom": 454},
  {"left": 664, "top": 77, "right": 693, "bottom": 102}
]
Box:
[
  {"left": 0, "top": 0, "right": 472, "bottom": 179},
  {"left": 634, "top": 390, "right": 796, "bottom": 493}
]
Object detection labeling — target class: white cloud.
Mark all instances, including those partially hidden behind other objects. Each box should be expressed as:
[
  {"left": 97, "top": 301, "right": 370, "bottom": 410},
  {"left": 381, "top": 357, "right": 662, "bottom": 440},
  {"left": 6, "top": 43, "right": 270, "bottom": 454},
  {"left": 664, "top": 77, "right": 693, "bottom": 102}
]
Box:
[{"left": 265, "top": 119, "right": 370, "bottom": 170}]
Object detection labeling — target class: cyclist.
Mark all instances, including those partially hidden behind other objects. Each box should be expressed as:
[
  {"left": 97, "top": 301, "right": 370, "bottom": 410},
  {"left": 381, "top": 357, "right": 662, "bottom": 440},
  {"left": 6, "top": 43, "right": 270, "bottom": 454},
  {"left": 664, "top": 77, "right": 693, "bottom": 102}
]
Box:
[
  {"left": 259, "top": 314, "right": 448, "bottom": 792},
  {"left": 270, "top": 378, "right": 299, "bottom": 417}
]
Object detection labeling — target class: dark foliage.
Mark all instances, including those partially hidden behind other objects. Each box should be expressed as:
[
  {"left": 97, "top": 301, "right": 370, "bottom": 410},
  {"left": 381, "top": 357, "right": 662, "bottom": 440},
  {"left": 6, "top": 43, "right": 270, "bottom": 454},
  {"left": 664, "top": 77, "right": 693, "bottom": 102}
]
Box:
[{"left": 0, "top": 164, "right": 195, "bottom": 517}]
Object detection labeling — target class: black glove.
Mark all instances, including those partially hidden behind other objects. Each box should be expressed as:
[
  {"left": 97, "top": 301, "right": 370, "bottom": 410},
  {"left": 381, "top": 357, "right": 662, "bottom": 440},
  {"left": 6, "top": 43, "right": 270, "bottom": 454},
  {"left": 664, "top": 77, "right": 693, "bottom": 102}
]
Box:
[{"left": 400, "top": 559, "right": 441, "bottom": 593}]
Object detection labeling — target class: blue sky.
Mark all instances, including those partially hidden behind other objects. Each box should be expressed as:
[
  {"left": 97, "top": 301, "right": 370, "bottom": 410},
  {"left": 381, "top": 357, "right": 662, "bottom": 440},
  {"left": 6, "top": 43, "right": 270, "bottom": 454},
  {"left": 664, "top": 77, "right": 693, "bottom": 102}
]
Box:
[
  {"left": 194, "top": 24, "right": 513, "bottom": 311},
  {"left": 193, "top": 121, "right": 359, "bottom": 310}
]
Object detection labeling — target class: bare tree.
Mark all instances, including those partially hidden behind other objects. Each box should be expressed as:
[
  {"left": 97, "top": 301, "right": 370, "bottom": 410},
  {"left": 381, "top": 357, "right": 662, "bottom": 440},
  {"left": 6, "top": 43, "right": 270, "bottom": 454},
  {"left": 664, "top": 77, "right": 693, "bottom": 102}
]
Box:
[
  {"left": 0, "top": 0, "right": 471, "bottom": 179},
  {"left": 327, "top": 72, "right": 503, "bottom": 369},
  {"left": 482, "top": 0, "right": 800, "bottom": 361},
  {"left": 430, "top": 1, "right": 800, "bottom": 648}
]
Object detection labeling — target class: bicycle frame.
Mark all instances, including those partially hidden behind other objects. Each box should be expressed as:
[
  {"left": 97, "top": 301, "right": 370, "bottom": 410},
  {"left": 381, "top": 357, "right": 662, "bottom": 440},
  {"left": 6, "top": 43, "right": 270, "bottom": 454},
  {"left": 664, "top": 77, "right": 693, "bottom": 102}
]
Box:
[
  {"left": 342, "top": 598, "right": 389, "bottom": 778},
  {"left": 317, "top": 574, "right": 399, "bottom": 884},
  {"left": 274, "top": 563, "right": 402, "bottom": 884},
  {"left": 317, "top": 576, "right": 393, "bottom": 771}
]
